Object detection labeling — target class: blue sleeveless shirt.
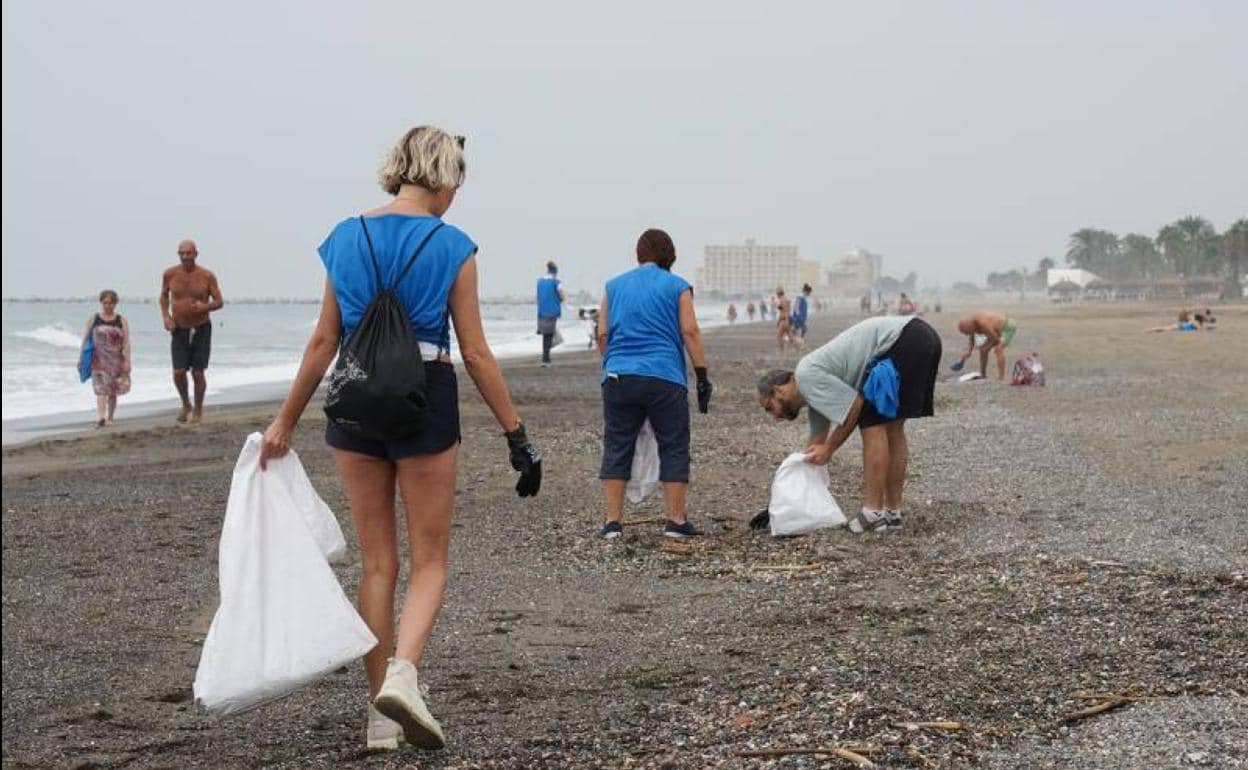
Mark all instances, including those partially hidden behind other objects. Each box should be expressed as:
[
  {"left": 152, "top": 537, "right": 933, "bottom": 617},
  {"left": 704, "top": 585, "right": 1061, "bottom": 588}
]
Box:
[
  {"left": 601, "top": 263, "right": 692, "bottom": 388},
  {"left": 318, "top": 214, "right": 477, "bottom": 349}
]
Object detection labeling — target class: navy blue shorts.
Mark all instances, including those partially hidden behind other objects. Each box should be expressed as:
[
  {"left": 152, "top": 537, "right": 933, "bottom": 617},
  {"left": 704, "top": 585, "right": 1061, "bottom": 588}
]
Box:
[
  {"left": 325, "top": 362, "right": 460, "bottom": 461},
  {"left": 600, "top": 374, "right": 690, "bottom": 483}
]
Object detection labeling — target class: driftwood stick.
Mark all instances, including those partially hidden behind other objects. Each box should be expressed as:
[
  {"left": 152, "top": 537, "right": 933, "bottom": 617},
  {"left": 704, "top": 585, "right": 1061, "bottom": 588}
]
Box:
[
  {"left": 1061, "top": 696, "right": 1130, "bottom": 723},
  {"left": 752, "top": 563, "right": 823, "bottom": 573},
  {"left": 735, "top": 747, "right": 875, "bottom": 766},
  {"left": 893, "top": 720, "right": 966, "bottom": 732}
]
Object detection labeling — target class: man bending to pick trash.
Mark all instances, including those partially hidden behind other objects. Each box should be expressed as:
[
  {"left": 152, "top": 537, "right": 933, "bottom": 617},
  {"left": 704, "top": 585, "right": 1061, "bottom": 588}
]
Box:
[
  {"left": 952, "top": 311, "right": 1017, "bottom": 380},
  {"left": 757, "top": 316, "right": 942, "bottom": 533}
]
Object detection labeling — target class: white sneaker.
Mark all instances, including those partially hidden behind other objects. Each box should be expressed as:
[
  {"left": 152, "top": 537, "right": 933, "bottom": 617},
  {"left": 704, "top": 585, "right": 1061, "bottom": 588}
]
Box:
[
  {"left": 847, "top": 509, "right": 889, "bottom": 534},
  {"left": 366, "top": 703, "right": 404, "bottom": 750},
  {"left": 373, "top": 658, "right": 445, "bottom": 750}
]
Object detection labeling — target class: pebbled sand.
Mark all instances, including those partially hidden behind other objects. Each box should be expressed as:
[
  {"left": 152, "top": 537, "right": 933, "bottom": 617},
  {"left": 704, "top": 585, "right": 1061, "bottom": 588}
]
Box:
[{"left": 3, "top": 301, "right": 1246, "bottom": 769}]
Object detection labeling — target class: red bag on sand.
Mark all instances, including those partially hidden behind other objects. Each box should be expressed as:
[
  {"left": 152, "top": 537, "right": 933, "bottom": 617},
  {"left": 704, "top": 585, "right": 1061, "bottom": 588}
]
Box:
[{"left": 1011, "top": 353, "right": 1045, "bottom": 386}]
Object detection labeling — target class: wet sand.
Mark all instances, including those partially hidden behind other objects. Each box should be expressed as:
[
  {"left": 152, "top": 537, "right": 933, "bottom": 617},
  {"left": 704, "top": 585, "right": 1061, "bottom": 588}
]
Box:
[{"left": 3, "top": 302, "right": 1246, "bottom": 769}]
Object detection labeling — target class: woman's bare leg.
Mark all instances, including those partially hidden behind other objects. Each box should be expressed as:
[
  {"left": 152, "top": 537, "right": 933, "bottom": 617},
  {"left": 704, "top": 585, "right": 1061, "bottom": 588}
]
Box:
[
  {"left": 334, "top": 449, "right": 398, "bottom": 697},
  {"left": 393, "top": 443, "right": 459, "bottom": 666}
]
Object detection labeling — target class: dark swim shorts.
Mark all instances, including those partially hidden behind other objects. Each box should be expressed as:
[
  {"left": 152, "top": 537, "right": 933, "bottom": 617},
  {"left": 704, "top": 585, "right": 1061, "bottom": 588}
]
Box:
[
  {"left": 324, "top": 361, "right": 461, "bottom": 461},
  {"left": 859, "top": 317, "right": 942, "bottom": 428},
  {"left": 171, "top": 322, "right": 212, "bottom": 371}
]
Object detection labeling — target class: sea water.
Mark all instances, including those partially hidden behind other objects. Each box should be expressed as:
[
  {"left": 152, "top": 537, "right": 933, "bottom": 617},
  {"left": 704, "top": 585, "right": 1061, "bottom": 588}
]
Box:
[{"left": 2, "top": 299, "right": 735, "bottom": 423}]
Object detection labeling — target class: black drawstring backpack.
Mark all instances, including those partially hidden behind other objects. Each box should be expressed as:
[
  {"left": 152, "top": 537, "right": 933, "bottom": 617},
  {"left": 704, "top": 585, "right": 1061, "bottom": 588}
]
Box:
[{"left": 323, "top": 217, "right": 445, "bottom": 441}]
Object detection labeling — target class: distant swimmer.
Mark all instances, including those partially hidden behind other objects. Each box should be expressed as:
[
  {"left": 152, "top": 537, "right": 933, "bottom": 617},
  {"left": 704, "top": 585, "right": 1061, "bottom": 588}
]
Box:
[
  {"left": 746, "top": 301, "right": 756, "bottom": 321},
  {"left": 160, "top": 239, "right": 224, "bottom": 423},
  {"left": 953, "top": 311, "right": 1017, "bottom": 380},
  {"left": 727, "top": 303, "right": 738, "bottom": 324}
]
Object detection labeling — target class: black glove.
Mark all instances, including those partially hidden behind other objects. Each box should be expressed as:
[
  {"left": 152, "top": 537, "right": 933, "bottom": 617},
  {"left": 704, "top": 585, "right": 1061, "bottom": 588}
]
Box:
[
  {"left": 695, "top": 367, "right": 712, "bottom": 414},
  {"left": 749, "top": 509, "right": 771, "bottom": 530},
  {"left": 505, "top": 423, "right": 542, "bottom": 498}
]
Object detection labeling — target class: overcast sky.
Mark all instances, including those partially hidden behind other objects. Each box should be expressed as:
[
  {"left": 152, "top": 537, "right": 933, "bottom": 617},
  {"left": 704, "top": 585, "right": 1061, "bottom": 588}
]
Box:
[{"left": 3, "top": 1, "right": 1245, "bottom": 299}]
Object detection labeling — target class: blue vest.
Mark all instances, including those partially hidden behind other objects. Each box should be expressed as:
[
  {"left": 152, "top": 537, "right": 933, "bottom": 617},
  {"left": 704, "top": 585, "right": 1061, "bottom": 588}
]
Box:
[
  {"left": 536, "top": 275, "right": 562, "bottom": 319},
  {"left": 318, "top": 215, "right": 477, "bottom": 349},
  {"left": 602, "top": 264, "right": 691, "bottom": 388}
]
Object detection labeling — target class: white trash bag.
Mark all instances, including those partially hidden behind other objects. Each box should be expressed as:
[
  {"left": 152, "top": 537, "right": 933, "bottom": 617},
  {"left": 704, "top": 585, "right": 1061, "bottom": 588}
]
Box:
[
  {"left": 193, "top": 433, "right": 377, "bottom": 715},
  {"left": 626, "top": 419, "right": 661, "bottom": 503},
  {"left": 768, "top": 452, "right": 846, "bottom": 536}
]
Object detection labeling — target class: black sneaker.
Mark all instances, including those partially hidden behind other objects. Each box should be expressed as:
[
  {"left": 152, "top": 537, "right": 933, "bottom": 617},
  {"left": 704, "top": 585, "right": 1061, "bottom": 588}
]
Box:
[
  {"left": 663, "top": 520, "right": 699, "bottom": 538},
  {"left": 884, "top": 510, "right": 903, "bottom": 531},
  {"left": 599, "top": 521, "right": 623, "bottom": 540}
]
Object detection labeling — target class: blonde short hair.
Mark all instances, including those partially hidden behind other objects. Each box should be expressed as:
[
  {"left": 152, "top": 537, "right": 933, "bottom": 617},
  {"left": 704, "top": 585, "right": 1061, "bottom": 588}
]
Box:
[{"left": 378, "top": 126, "right": 466, "bottom": 195}]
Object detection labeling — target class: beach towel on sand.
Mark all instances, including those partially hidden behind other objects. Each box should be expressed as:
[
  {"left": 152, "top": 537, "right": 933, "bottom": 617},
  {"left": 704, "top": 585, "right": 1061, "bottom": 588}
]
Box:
[{"left": 193, "top": 433, "right": 376, "bottom": 715}]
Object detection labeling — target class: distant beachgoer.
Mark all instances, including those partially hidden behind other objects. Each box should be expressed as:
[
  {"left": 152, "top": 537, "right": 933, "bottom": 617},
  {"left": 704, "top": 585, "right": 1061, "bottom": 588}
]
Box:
[
  {"left": 578, "top": 307, "right": 601, "bottom": 349},
  {"left": 775, "top": 288, "right": 793, "bottom": 352},
  {"left": 954, "top": 311, "right": 1017, "bottom": 380},
  {"left": 790, "top": 284, "right": 812, "bottom": 344},
  {"left": 1147, "top": 309, "right": 1201, "bottom": 333},
  {"left": 79, "top": 289, "right": 131, "bottom": 427},
  {"left": 259, "top": 125, "right": 541, "bottom": 752},
  {"left": 746, "top": 301, "right": 756, "bottom": 321},
  {"left": 160, "top": 239, "right": 224, "bottom": 423},
  {"left": 860, "top": 292, "right": 871, "bottom": 315},
  {"left": 1193, "top": 308, "right": 1217, "bottom": 331},
  {"left": 596, "top": 228, "right": 711, "bottom": 541},
  {"left": 898, "top": 293, "right": 917, "bottom": 315},
  {"left": 536, "top": 261, "right": 565, "bottom": 367},
  {"left": 727, "top": 303, "right": 738, "bottom": 324},
  {"left": 757, "top": 315, "right": 941, "bottom": 533}
]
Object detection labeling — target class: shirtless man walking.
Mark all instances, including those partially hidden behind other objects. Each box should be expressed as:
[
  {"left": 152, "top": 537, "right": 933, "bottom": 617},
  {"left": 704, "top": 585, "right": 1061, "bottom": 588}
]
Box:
[
  {"left": 159, "top": 239, "right": 224, "bottom": 423},
  {"left": 954, "top": 310, "right": 1017, "bottom": 380}
]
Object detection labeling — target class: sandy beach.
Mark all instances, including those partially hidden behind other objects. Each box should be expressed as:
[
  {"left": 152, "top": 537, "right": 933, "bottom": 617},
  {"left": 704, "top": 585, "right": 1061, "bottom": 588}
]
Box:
[{"left": 3, "top": 302, "right": 1246, "bottom": 770}]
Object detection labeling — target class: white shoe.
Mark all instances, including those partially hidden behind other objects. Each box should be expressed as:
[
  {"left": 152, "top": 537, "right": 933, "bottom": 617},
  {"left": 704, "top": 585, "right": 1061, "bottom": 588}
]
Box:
[
  {"left": 373, "top": 658, "right": 445, "bottom": 750},
  {"left": 366, "top": 703, "right": 404, "bottom": 750},
  {"left": 847, "top": 509, "right": 889, "bottom": 534}
]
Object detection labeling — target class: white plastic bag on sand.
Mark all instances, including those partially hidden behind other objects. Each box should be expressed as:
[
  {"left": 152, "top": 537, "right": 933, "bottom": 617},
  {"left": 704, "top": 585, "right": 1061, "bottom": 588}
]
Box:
[
  {"left": 193, "top": 433, "right": 377, "bottom": 715},
  {"left": 768, "top": 453, "right": 846, "bottom": 536},
  {"left": 626, "top": 419, "right": 661, "bottom": 503}
]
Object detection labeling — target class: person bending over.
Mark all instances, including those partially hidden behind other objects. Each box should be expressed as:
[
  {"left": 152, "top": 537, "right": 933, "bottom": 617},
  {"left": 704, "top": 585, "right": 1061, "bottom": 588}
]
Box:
[
  {"left": 757, "top": 315, "right": 941, "bottom": 533},
  {"left": 954, "top": 310, "right": 1017, "bottom": 380}
]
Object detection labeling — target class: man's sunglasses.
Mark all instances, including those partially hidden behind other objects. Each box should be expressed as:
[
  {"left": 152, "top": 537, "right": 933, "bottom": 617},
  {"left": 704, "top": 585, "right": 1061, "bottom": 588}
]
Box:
[{"left": 455, "top": 135, "right": 466, "bottom": 149}]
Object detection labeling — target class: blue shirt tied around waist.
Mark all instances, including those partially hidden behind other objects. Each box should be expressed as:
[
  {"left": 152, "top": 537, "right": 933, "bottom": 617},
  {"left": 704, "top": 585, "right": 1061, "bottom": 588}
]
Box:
[
  {"left": 602, "top": 263, "right": 692, "bottom": 389},
  {"left": 536, "top": 274, "right": 562, "bottom": 319},
  {"left": 862, "top": 357, "right": 900, "bottom": 419},
  {"left": 318, "top": 215, "right": 477, "bottom": 350}
]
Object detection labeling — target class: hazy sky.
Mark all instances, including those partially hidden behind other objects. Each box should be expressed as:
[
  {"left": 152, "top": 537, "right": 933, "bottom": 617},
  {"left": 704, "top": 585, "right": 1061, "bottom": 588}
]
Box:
[{"left": 3, "top": 1, "right": 1245, "bottom": 299}]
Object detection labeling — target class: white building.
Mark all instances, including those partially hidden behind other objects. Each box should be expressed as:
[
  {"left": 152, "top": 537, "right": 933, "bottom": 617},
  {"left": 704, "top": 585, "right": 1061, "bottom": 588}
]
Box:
[
  {"left": 698, "top": 238, "right": 803, "bottom": 297},
  {"left": 1046, "top": 268, "right": 1101, "bottom": 288},
  {"left": 826, "top": 248, "right": 883, "bottom": 296}
]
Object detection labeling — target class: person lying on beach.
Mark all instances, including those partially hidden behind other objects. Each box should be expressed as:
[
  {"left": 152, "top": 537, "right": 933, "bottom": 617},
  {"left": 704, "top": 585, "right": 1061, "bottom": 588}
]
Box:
[
  {"left": 1194, "top": 309, "right": 1217, "bottom": 330},
  {"left": 953, "top": 311, "right": 1017, "bottom": 380},
  {"left": 1146, "top": 310, "right": 1200, "bottom": 333},
  {"left": 259, "top": 125, "right": 541, "bottom": 753},
  {"left": 757, "top": 315, "right": 941, "bottom": 533},
  {"left": 596, "top": 228, "right": 711, "bottom": 540}
]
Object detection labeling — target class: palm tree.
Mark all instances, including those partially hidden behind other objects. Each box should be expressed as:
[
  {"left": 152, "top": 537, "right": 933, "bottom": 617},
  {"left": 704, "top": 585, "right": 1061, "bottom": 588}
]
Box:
[
  {"left": 1066, "top": 228, "right": 1118, "bottom": 276},
  {"left": 1157, "top": 216, "right": 1219, "bottom": 276},
  {"left": 1121, "top": 233, "right": 1162, "bottom": 279},
  {"left": 1221, "top": 218, "right": 1248, "bottom": 295}
]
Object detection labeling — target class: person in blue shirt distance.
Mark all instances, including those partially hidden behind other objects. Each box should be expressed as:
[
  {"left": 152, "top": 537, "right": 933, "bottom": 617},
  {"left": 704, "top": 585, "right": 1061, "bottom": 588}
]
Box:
[
  {"left": 788, "top": 283, "right": 812, "bottom": 349},
  {"left": 595, "top": 229, "right": 712, "bottom": 541},
  {"left": 535, "top": 261, "right": 565, "bottom": 367}
]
